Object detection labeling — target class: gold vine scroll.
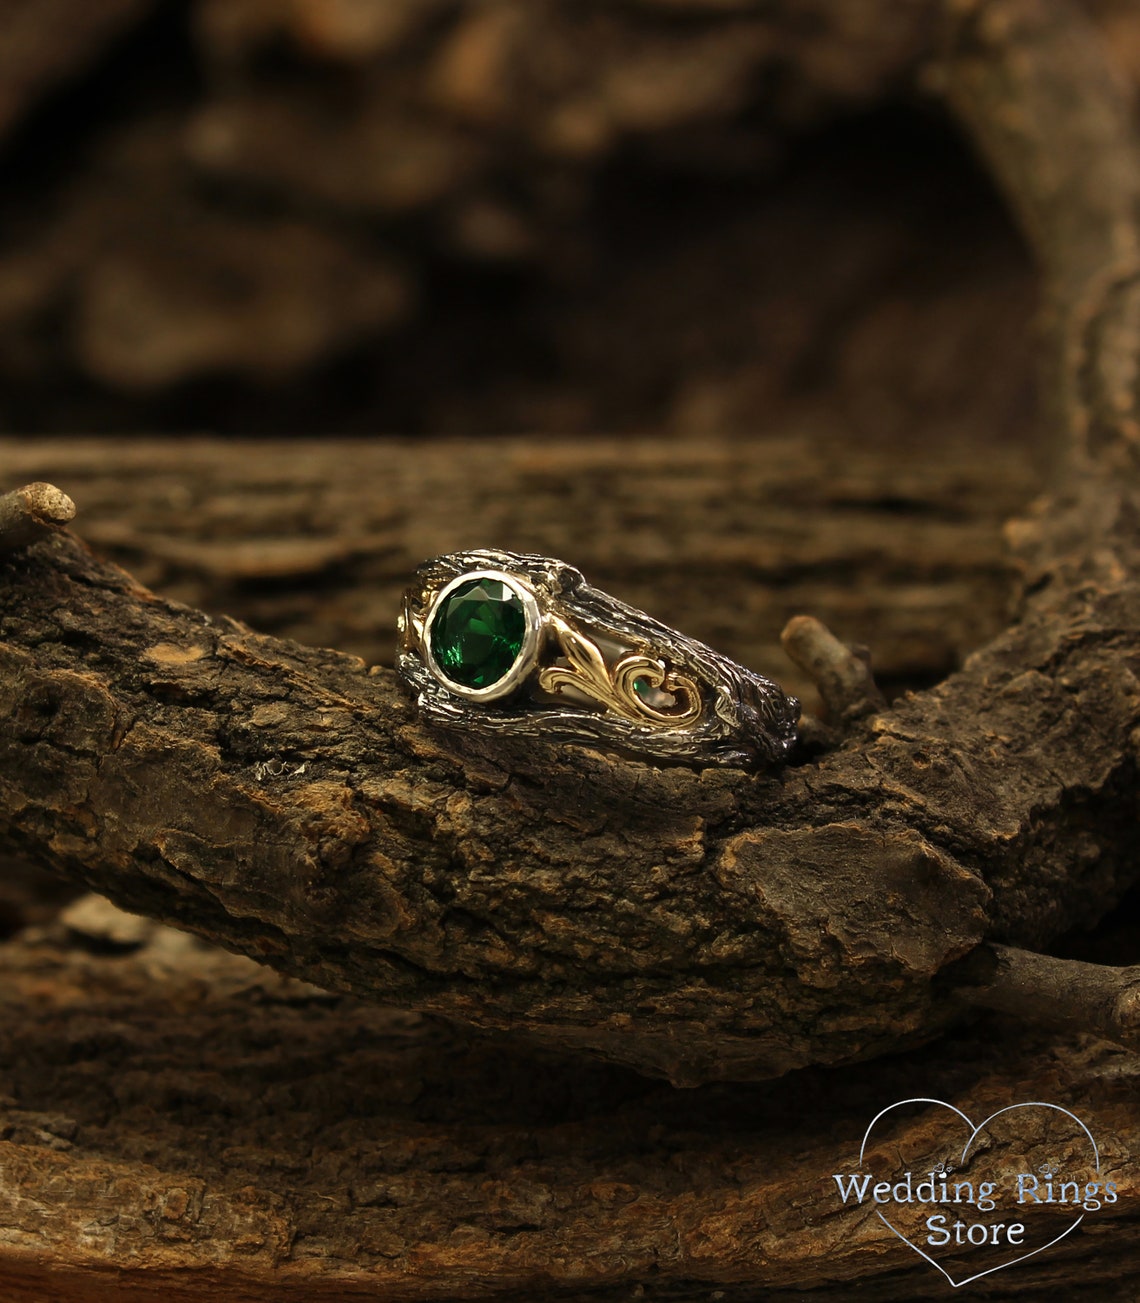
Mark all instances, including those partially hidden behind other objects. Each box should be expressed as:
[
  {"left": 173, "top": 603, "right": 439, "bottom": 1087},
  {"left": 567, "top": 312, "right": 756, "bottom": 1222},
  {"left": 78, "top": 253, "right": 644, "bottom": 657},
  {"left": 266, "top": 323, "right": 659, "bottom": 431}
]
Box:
[{"left": 538, "top": 616, "right": 702, "bottom": 726}]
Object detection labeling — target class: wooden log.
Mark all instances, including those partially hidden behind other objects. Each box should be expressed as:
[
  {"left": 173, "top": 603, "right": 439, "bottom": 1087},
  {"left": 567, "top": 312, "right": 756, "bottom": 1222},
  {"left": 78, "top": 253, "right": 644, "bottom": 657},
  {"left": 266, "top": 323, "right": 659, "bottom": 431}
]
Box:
[
  {"left": 0, "top": 914, "right": 1135, "bottom": 1301},
  {"left": 3, "top": 0, "right": 1140, "bottom": 1296},
  {"left": 0, "top": 432, "right": 1041, "bottom": 717},
  {"left": 0, "top": 483, "right": 75, "bottom": 553},
  {"left": 2, "top": 0, "right": 1140, "bottom": 1088}
]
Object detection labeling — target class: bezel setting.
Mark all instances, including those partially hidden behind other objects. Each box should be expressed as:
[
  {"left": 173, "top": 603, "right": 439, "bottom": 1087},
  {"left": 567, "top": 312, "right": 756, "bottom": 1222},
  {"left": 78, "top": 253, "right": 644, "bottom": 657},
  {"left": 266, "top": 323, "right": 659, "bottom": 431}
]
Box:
[{"left": 421, "top": 568, "right": 544, "bottom": 702}]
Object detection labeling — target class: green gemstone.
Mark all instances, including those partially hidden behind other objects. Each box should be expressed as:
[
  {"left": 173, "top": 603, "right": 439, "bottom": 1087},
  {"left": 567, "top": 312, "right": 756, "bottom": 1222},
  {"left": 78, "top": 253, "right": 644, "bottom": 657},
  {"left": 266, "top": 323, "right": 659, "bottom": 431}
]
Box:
[{"left": 429, "top": 578, "right": 527, "bottom": 690}]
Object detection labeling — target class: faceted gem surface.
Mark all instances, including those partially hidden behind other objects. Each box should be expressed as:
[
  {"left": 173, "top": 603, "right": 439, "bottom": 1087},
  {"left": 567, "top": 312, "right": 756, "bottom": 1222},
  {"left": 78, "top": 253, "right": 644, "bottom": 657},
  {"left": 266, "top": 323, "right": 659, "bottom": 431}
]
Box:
[{"left": 429, "top": 578, "right": 527, "bottom": 690}]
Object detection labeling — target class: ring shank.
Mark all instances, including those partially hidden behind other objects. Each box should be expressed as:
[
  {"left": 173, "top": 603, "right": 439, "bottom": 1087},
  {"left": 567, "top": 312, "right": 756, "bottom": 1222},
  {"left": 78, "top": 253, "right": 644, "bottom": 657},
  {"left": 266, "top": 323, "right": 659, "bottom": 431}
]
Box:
[{"left": 397, "top": 548, "right": 798, "bottom": 768}]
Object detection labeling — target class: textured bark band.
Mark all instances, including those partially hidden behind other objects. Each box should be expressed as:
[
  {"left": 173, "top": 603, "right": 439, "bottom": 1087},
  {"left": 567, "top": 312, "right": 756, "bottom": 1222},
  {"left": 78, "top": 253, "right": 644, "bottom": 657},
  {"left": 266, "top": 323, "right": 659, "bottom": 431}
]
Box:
[{"left": 397, "top": 548, "right": 799, "bottom": 767}]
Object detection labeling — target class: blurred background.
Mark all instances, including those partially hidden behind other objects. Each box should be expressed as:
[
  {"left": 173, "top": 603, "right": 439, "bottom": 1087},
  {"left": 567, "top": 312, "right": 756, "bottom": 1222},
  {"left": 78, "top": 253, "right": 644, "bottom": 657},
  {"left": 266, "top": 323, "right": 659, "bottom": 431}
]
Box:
[{"left": 0, "top": 0, "right": 1134, "bottom": 440}]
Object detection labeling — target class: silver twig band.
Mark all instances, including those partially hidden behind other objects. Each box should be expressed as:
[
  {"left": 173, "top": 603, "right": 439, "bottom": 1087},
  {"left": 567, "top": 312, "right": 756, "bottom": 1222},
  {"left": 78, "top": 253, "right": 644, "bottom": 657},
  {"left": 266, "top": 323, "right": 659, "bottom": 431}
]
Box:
[{"left": 396, "top": 549, "right": 799, "bottom": 768}]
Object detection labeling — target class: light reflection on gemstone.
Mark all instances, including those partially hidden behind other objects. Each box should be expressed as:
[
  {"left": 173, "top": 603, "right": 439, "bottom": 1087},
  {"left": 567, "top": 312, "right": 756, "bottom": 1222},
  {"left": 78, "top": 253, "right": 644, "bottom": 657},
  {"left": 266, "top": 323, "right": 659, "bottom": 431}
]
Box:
[{"left": 429, "top": 577, "right": 526, "bottom": 690}]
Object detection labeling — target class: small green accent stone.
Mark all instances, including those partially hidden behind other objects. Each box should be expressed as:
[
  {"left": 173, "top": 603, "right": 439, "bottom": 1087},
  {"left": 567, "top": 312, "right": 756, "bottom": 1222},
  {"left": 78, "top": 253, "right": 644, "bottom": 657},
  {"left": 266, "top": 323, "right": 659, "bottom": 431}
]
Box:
[
  {"left": 633, "top": 676, "right": 650, "bottom": 698},
  {"left": 430, "top": 578, "right": 527, "bottom": 690}
]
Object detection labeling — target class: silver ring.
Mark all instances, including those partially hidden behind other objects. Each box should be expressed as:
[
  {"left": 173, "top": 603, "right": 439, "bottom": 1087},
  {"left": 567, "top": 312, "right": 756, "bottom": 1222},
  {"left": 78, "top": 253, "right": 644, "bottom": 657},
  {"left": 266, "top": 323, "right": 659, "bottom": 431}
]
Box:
[{"left": 396, "top": 548, "right": 799, "bottom": 768}]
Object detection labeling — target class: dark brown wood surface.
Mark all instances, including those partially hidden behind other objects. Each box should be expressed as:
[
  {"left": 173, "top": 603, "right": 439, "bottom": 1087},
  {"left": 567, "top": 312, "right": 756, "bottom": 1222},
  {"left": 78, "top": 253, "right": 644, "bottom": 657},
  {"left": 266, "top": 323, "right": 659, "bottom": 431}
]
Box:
[
  {"left": 0, "top": 909, "right": 1135, "bottom": 1302},
  {"left": 3, "top": 0, "right": 1140, "bottom": 1296},
  {"left": 0, "top": 433, "right": 1042, "bottom": 714}
]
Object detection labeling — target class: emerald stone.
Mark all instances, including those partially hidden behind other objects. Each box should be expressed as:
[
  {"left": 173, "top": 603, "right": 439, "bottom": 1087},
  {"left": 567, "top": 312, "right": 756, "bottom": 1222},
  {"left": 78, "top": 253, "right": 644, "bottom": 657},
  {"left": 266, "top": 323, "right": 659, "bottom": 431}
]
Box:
[
  {"left": 632, "top": 674, "right": 676, "bottom": 711},
  {"left": 429, "top": 578, "right": 527, "bottom": 690}
]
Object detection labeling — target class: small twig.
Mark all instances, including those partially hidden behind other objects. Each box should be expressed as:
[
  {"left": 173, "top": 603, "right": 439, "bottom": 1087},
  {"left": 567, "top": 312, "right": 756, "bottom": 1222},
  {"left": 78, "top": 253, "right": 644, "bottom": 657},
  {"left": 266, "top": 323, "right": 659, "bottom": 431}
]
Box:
[
  {"left": 780, "top": 614, "right": 886, "bottom": 724},
  {"left": 952, "top": 943, "right": 1140, "bottom": 1053},
  {"left": 0, "top": 482, "right": 75, "bottom": 553}
]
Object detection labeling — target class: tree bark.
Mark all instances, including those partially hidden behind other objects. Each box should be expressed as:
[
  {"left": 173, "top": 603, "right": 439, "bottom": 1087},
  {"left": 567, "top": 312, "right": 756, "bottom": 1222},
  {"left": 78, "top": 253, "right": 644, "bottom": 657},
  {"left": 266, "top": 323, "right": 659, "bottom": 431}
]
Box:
[
  {"left": 1, "top": 0, "right": 1139, "bottom": 1085},
  {"left": 0, "top": 432, "right": 1041, "bottom": 712},
  {"left": 0, "top": 909, "right": 1136, "bottom": 1302},
  {"left": 3, "top": 0, "right": 1140, "bottom": 1295}
]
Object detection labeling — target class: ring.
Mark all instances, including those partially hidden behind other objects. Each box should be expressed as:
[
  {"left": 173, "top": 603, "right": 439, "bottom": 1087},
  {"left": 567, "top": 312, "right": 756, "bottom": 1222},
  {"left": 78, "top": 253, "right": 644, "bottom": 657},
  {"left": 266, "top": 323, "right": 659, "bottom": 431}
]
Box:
[{"left": 395, "top": 549, "right": 799, "bottom": 768}]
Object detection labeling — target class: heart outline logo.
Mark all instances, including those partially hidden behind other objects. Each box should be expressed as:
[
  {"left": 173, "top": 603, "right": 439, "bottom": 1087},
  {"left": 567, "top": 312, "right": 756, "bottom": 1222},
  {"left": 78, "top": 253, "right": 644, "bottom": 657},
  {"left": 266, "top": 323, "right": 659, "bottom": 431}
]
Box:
[{"left": 858, "top": 1097, "right": 1100, "bottom": 1289}]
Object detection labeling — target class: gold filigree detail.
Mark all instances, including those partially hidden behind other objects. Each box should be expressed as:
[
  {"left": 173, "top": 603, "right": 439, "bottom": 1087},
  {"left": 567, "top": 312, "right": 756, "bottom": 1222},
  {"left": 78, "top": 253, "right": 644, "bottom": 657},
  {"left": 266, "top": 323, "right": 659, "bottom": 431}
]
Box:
[{"left": 537, "top": 616, "right": 701, "bottom": 725}]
